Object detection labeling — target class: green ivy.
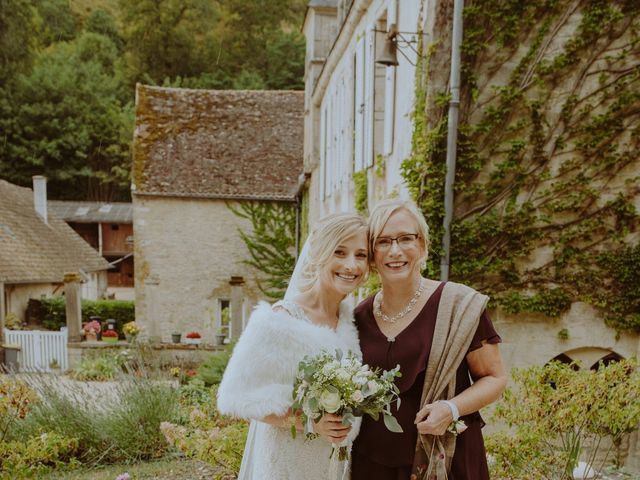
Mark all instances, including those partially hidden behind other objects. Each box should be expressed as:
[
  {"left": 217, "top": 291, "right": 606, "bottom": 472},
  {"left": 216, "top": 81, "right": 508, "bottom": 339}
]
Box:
[
  {"left": 403, "top": 0, "right": 640, "bottom": 331},
  {"left": 353, "top": 170, "right": 368, "bottom": 215}
]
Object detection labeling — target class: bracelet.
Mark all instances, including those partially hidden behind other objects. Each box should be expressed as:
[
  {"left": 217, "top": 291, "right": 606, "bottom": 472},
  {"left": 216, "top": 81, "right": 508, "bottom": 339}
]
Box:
[{"left": 438, "top": 400, "right": 460, "bottom": 421}]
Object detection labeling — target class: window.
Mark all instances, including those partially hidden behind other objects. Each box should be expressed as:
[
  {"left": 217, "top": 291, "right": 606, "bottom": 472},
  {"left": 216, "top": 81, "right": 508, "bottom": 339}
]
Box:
[{"left": 219, "top": 299, "right": 231, "bottom": 337}]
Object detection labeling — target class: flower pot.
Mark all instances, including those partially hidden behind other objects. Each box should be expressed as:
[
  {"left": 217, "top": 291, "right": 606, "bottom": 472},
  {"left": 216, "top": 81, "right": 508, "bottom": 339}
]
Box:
[
  {"left": 185, "top": 337, "right": 201, "bottom": 345},
  {"left": 215, "top": 334, "right": 226, "bottom": 346},
  {"left": 171, "top": 333, "right": 182, "bottom": 344},
  {"left": 85, "top": 332, "right": 98, "bottom": 342},
  {"left": 102, "top": 336, "right": 119, "bottom": 344}
]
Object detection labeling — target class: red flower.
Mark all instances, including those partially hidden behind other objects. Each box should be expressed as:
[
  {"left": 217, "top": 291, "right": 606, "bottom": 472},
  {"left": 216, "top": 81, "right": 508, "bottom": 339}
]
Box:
[
  {"left": 185, "top": 331, "right": 201, "bottom": 339},
  {"left": 102, "top": 330, "right": 118, "bottom": 338}
]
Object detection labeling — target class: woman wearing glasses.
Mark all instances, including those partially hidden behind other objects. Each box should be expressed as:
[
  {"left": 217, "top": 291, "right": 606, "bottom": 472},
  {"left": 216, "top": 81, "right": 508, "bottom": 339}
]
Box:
[{"left": 351, "top": 199, "right": 507, "bottom": 480}]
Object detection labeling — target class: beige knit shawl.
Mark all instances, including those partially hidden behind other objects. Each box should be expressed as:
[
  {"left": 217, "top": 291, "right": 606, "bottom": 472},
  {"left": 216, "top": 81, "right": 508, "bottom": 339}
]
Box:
[{"left": 410, "top": 281, "right": 489, "bottom": 480}]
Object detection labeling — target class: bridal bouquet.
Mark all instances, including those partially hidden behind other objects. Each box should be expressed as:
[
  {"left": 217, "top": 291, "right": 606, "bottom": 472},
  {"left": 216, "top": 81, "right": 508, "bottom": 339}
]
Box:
[{"left": 291, "top": 349, "right": 403, "bottom": 461}]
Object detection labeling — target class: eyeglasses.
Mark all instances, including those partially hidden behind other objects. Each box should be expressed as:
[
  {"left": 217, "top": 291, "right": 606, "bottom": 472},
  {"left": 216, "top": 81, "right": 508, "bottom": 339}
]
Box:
[{"left": 374, "top": 233, "right": 420, "bottom": 251}]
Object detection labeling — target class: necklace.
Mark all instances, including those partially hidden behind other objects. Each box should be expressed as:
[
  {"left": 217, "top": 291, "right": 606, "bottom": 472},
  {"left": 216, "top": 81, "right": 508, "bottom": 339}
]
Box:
[{"left": 374, "top": 279, "right": 425, "bottom": 324}]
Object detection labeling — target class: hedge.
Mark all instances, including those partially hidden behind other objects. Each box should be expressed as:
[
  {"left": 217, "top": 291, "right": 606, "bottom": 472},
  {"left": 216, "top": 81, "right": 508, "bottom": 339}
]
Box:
[{"left": 31, "top": 297, "right": 135, "bottom": 333}]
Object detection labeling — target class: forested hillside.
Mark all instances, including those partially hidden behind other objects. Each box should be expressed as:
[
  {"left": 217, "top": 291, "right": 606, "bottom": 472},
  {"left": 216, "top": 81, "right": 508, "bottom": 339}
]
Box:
[{"left": 0, "top": 0, "right": 307, "bottom": 201}]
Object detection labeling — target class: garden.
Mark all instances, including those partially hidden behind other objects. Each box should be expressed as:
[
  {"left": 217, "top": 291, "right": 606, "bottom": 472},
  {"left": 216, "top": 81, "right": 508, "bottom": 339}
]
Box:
[{"left": 1, "top": 335, "right": 638, "bottom": 479}]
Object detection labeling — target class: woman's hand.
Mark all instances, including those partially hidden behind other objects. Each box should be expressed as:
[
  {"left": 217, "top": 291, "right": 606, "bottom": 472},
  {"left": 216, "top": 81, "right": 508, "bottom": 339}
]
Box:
[
  {"left": 415, "top": 401, "right": 453, "bottom": 436},
  {"left": 314, "top": 413, "right": 352, "bottom": 444}
]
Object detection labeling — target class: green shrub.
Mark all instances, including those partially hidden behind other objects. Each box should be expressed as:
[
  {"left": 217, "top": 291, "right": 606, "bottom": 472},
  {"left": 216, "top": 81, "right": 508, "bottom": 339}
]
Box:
[
  {"left": 104, "top": 381, "right": 182, "bottom": 462},
  {"left": 196, "top": 347, "right": 233, "bottom": 386},
  {"left": 35, "top": 297, "right": 134, "bottom": 332},
  {"left": 487, "top": 358, "right": 640, "bottom": 479},
  {"left": 0, "top": 432, "right": 80, "bottom": 478},
  {"left": 160, "top": 385, "right": 248, "bottom": 479},
  {"left": 69, "top": 352, "right": 126, "bottom": 381},
  {"left": 11, "top": 374, "right": 182, "bottom": 466}
]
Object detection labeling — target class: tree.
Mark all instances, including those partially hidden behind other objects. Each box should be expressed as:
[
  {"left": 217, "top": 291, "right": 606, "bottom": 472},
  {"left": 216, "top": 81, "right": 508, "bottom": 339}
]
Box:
[
  {"left": 119, "top": 0, "right": 218, "bottom": 85},
  {"left": 0, "top": 0, "right": 37, "bottom": 86},
  {"left": 0, "top": 32, "right": 132, "bottom": 200},
  {"left": 34, "top": 0, "right": 79, "bottom": 47},
  {"left": 228, "top": 201, "right": 297, "bottom": 300},
  {"left": 86, "top": 9, "right": 124, "bottom": 53},
  {"left": 211, "top": 0, "right": 306, "bottom": 89}
]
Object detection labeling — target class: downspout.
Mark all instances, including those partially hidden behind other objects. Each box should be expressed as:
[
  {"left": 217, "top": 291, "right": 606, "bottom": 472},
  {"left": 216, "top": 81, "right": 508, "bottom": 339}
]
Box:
[{"left": 440, "top": 0, "right": 464, "bottom": 281}]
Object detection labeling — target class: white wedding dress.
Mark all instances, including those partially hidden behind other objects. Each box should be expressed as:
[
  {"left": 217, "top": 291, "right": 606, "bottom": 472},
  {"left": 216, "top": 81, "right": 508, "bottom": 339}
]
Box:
[{"left": 217, "top": 299, "right": 361, "bottom": 479}]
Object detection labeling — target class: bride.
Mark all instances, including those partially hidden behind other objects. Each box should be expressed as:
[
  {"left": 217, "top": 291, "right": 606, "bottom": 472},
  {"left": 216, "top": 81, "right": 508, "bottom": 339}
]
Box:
[{"left": 217, "top": 212, "right": 369, "bottom": 479}]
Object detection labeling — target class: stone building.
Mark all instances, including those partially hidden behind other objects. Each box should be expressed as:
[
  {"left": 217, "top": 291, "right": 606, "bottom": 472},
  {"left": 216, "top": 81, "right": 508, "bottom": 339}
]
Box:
[
  {"left": 303, "top": 0, "right": 639, "bottom": 469},
  {"left": 131, "top": 85, "right": 303, "bottom": 344},
  {"left": 0, "top": 177, "right": 109, "bottom": 326}
]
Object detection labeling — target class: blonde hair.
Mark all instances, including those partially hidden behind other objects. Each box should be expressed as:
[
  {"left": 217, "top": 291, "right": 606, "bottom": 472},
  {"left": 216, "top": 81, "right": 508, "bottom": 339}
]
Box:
[
  {"left": 298, "top": 212, "right": 368, "bottom": 292},
  {"left": 368, "top": 199, "right": 430, "bottom": 255}
]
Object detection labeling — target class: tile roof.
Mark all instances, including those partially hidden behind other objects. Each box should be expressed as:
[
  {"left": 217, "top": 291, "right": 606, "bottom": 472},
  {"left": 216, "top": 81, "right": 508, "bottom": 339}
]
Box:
[
  {"left": 132, "top": 85, "right": 304, "bottom": 201},
  {"left": 0, "top": 180, "right": 109, "bottom": 283},
  {"left": 49, "top": 201, "right": 132, "bottom": 223}
]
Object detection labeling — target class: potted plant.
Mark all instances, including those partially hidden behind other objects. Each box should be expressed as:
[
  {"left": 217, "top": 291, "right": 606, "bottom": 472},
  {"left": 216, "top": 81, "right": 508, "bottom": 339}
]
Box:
[
  {"left": 171, "top": 332, "right": 182, "bottom": 344},
  {"left": 185, "top": 331, "right": 201, "bottom": 345},
  {"left": 123, "top": 321, "right": 140, "bottom": 342},
  {"left": 83, "top": 320, "right": 101, "bottom": 342},
  {"left": 215, "top": 329, "right": 227, "bottom": 346},
  {"left": 102, "top": 329, "right": 119, "bottom": 344}
]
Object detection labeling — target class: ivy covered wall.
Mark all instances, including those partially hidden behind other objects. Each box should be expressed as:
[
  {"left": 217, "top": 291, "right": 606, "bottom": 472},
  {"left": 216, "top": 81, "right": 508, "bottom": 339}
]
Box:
[{"left": 404, "top": 0, "right": 639, "bottom": 331}]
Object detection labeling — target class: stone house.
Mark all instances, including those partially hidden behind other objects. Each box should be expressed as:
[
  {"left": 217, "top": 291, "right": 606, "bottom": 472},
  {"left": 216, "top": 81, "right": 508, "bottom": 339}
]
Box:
[
  {"left": 303, "top": 0, "right": 639, "bottom": 469},
  {"left": 49, "top": 201, "right": 134, "bottom": 299},
  {"left": 0, "top": 177, "right": 109, "bottom": 328},
  {"left": 132, "top": 85, "right": 303, "bottom": 344}
]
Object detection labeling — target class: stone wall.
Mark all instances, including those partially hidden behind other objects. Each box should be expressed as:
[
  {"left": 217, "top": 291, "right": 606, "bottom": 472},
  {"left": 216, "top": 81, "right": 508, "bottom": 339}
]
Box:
[{"left": 133, "top": 196, "right": 263, "bottom": 344}]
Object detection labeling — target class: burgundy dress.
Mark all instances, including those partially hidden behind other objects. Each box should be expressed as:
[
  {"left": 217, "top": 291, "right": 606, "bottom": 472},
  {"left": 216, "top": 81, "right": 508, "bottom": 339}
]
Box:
[{"left": 351, "top": 282, "right": 501, "bottom": 480}]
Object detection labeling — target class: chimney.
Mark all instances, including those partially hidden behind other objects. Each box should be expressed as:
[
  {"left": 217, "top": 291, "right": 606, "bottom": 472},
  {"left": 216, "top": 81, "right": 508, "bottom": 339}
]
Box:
[{"left": 32, "top": 175, "right": 48, "bottom": 224}]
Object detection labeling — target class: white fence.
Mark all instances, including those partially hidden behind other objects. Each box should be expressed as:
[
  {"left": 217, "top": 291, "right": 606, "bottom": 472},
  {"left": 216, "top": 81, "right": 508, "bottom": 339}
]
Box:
[{"left": 3, "top": 329, "right": 68, "bottom": 372}]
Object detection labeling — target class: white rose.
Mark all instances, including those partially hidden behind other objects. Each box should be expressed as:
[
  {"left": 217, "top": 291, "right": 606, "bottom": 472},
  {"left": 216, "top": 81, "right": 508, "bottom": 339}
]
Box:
[
  {"left": 336, "top": 368, "right": 351, "bottom": 381},
  {"left": 366, "top": 380, "right": 379, "bottom": 395},
  {"left": 351, "top": 390, "right": 364, "bottom": 403},
  {"left": 319, "top": 389, "right": 342, "bottom": 413}
]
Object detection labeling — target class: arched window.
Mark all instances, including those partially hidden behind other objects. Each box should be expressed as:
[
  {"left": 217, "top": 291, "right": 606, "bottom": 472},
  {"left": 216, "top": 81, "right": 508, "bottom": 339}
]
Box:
[{"left": 590, "top": 352, "right": 624, "bottom": 371}]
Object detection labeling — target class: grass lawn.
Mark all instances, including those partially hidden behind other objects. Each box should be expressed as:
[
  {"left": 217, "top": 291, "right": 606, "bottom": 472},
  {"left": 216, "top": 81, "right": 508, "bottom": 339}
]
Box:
[{"left": 41, "top": 455, "right": 225, "bottom": 480}]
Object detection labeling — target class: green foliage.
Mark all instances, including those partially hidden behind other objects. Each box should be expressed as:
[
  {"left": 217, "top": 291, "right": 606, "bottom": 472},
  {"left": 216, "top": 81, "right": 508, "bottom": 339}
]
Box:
[
  {"left": 211, "top": 0, "right": 306, "bottom": 90},
  {"left": 353, "top": 170, "right": 368, "bottom": 215},
  {"left": 34, "top": 0, "right": 79, "bottom": 47},
  {"left": 557, "top": 328, "right": 569, "bottom": 340},
  {"left": 196, "top": 348, "right": 233, "bottom": 387},
  {"left": 69, "top": 351, "right": 126, "bottom": 381},
  {"left": 404, "top": 0, "right": 640, "bottom": 330},
  {"left": 118, "top": 0, "right": 217, "bottom": 85},
  {"left": 85, "top": 9, "right": 124, "bottom": 52},
  {"left": 35, "top": 297, "right": 135, "bottom": 332},
  {"left": 228, "top": 201, "right": 297, "bottom": 300},
  {"left": 11, "top": 373, "right": 182, "bottom": 466},
  {"left": 160, "top": 385, "right": 248, "bottom": 478},
  {"left": 358, "top": 271, "right": 382, "bottom": 299},
  {"left": 105, "top": 381, "right": 183, "bottom": 462},
  {"left": 487, "top": 359, "right": 640, "bottom": 479},
  {"left": 0, "top": 432, "right": 80, "bottom": 478},
  {"left": 0, "top": 0, "right": 37, "bottom": 86},
  {"left": 498, "top": 288, "right": 573, "bottom": 317},
  {"left": 0, "top": 31, "right": 133, "bottom": 200}
]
